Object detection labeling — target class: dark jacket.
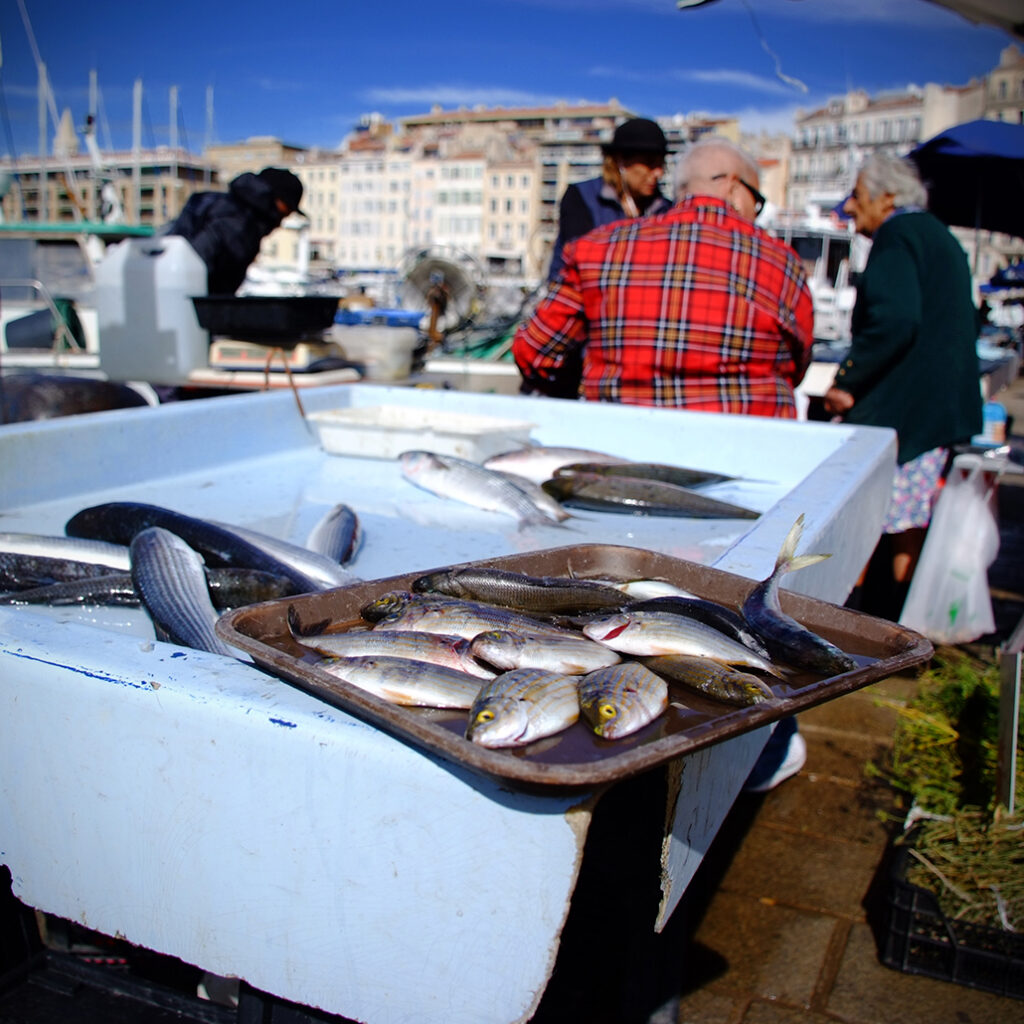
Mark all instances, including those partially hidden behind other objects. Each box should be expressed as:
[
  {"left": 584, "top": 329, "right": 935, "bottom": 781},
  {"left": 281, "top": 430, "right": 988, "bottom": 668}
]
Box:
[
  {"left": 833, "top": 210, "right": 982, "bottom": 463},
  {"left": 167, "top": 172, "right": 285, "bottom": 295},
  {"left": 548, "top": 176, "right": 671, "bottom": 281}
]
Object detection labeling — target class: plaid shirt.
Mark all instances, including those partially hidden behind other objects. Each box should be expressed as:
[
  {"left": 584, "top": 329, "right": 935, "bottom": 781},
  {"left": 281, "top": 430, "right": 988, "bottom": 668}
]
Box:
[{"left": 513, "top": 196, "right": 815, "bottom": 418}]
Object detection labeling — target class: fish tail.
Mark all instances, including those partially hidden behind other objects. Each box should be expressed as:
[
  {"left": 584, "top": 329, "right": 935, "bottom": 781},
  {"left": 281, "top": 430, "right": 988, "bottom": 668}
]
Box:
[{"left": 773, "top": 515, "right": 831, "bottom": 576}]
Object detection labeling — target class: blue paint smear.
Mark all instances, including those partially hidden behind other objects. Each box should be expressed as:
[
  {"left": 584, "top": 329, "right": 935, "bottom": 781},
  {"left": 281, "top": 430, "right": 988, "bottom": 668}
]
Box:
[
  {"left": 269, "top": 718, "right": 297, "bottom": 729},
  {"left": 2, "top": 648, "right": 150, "bottom": 689}
]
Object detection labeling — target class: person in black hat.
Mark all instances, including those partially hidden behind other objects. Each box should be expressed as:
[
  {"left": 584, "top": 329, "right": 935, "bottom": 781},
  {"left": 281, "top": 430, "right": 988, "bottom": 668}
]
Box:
[
  {"left": 166, "top": 166, "right": 306, "bottom": 295},
  {"left": 547, "top": 118, "right": 672, "bottom": 283}
]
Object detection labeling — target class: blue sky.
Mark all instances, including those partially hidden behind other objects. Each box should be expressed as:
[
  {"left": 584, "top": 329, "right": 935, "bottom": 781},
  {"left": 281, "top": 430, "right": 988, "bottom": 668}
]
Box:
[{"left": 0, "top": 0, "right": 1014, "bottom": 157}]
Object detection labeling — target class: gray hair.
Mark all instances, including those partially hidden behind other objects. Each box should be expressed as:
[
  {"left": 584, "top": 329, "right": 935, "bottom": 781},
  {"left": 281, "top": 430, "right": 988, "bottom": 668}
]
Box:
[
  {"left": 856, "top": 152, "right": 928, "bottom": 207},
  {"left": 674, "top": 136, "right": 759, "bottom": 199}
]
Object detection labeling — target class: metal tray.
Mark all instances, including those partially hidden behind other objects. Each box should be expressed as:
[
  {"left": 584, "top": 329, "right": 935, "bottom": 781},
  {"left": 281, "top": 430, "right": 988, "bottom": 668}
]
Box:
[
  {"left": 216, "top": 544, "right": 933, "bottom": 790},
  {"left": 192, "top": 295, "right": 340, "bottom": 344}
]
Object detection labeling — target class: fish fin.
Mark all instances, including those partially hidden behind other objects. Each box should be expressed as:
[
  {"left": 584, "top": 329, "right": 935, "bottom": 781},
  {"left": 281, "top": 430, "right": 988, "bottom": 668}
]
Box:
[
  {"left": 774, "top": 514, "right": 805, "bottom": 571},
  {"left": 785, "top": 552, "right": 831, "bottom": 574}
]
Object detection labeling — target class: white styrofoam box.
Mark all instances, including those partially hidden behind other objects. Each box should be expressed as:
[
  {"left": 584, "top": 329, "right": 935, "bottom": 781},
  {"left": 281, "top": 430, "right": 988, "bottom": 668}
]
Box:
[
  {"left": 306, "top": 405, "right": 535, "bottom": 461},
  {"left": 331, "top": 325, "right": 421, "bottom": 380}
]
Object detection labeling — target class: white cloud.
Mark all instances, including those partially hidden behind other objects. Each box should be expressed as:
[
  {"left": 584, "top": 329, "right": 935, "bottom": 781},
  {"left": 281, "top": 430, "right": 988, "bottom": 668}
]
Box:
[{"left": 365, "top": 84, "right": 566, "bottom": 108}]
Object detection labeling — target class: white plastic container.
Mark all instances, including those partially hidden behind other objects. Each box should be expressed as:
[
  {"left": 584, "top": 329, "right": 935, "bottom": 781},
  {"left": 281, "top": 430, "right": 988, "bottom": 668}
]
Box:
[
  {"left": 306, "top": 405, "right": 535, "bottom": 461},
  {"left": 331, "top": 325, "right": 421, "bottom": 381},
  {"left": 96, "top": 236, "right": 209, "bottom": 384}
]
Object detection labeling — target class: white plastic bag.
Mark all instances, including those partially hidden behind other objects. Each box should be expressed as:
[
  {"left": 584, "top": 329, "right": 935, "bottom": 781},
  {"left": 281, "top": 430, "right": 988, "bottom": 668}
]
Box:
[{"left": 899, "top": 457, "right": 1000, "bottom": 644}]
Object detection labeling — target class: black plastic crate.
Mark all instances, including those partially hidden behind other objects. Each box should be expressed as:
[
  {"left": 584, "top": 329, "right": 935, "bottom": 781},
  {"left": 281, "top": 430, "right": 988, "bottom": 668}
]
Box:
[{"left": 881, "top": 837, "right": 1024, "bottom": 1000}]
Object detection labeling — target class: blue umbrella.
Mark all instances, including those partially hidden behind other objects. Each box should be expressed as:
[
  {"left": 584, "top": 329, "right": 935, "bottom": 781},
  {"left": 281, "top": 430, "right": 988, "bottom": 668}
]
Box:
[{"left": 908, "top": 119, "right": 1024, "bottom": 239}]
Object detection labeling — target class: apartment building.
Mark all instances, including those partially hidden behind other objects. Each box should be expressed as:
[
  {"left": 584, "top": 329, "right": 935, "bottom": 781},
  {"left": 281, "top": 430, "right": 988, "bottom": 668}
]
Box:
[{"left": 986, "top": 44, "right": 1024, "bottom": 123}]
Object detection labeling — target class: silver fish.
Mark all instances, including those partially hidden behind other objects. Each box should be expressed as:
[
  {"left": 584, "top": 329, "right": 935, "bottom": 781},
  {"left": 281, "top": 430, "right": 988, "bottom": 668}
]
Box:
[
  {"left": 129, "top": 527, "right": 244, "bottom": 661},
  {"left": 579, "top": 662, "right": 668, "bottom": 740},
  {"left": 0, "top": 531, "right": 131, "bottom": 570},
  {"left": 469, "top": 630, "right": 622, "bottom": 675},
  {"left": 741, "top": 514, "right": 858, "bottom": 675},
  {"left": 554, "top": 461, "right": 736, "bottom": 489},
  {"left": 366, "top": 592, "right": 577, "bottom": 641},
  {"left": 582, "top": 610, "right": 779, "bottom": 674},
  {"left": 482, "top": 446, "right": 632, "bottom": 485},
  {"left": 290, "top": 625, "right": 496, "bottom": 679},
  {"left": 466, "top": 668, "right": 580, "bottom": 748},
  {"left": 624, "top": 595, "right": 772, "bottom": 659},
  {"left": 493, "top": 471, "right": 572, "bottom": 522},
  {"left": 641, "top": 655, "right": 777, "bottom": 706},
  {"left": 305, "top": 503, "right": 362, "bottom": 565},
  {"left": 411, "top": 566, "right": 627, "bottom": 615},
  {"left": 399, "top": 450, "right": 555, "bottom": 527},
  {"left": 316, "top": 655, "right": 484, "bottom": 708}
]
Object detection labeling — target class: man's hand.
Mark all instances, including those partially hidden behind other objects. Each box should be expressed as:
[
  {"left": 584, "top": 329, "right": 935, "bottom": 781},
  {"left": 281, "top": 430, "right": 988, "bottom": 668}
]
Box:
[{"left": 823, "top": 386, "right": 855, "bottom": 416}]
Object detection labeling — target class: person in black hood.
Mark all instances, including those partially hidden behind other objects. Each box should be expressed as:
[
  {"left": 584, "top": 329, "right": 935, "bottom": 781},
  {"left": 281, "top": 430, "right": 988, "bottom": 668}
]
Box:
[{"left": 166, "top": 167, "right": 306, "bottom": 295}]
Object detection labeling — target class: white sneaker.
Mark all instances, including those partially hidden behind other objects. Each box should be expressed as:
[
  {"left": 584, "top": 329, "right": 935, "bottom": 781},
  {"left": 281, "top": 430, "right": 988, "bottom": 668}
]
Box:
[{"left": 744, "top": 731, "right": 807, "bottom": 793}]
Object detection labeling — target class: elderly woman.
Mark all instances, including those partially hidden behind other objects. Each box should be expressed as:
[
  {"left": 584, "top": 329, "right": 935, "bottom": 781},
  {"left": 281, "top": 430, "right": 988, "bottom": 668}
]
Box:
[{"left": 824, "top": 153, "right": 982, "bottom": 619}]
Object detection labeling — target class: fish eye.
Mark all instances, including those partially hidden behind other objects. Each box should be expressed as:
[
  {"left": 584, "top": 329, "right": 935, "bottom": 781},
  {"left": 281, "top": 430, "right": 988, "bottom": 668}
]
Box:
[
  {"left": 598, "top": 703, "right": 617, "bottom": 720},
  {"left": 475, "top": 709, "right": 495, "bottom": 724}
]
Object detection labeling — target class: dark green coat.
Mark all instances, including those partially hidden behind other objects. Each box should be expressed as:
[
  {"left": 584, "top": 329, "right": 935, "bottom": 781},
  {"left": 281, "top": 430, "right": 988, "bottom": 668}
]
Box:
[{"left": 833, "top": 210, "right": 982, "bottom": 464}]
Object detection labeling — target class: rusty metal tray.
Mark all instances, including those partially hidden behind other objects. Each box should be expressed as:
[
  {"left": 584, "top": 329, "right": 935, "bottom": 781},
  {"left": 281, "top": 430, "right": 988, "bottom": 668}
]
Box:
[{"left": 216, "top": 544, "right": 933, "bottom": 790}]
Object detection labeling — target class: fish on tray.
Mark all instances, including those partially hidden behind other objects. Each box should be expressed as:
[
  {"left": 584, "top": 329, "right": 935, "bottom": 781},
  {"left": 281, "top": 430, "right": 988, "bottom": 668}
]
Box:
[
  {"left": 466, "top": 668, "right": 580, "bottom": 748},
  {"left": 398, "top": 451, "right": 557, "bottom": 528},
  {"left": 641, "top": 655, "right": 777, "bottom": 706},
  {"left": 469, "top": 629, "right": 622, "bottom": 675},
  {"left": 315, "top": 655, "right": 485, "bottom": 708},
  {"left": 624, "top": 595, "right": 771, "bottom": 660},
  {"left": 582, "top": 609, "right": 779, "bottom": 674},
  {"left": 741, "top": 514, "right": 858, "bottom": 674},
  {"left": 578, "top": 662, "right": 669, "bottom": 740},
  {"left": 540, "top": 473, "right": 759, "bottom": 520},
  {"left": 411, "top": 566, "right": 628, "bottom": 616}
]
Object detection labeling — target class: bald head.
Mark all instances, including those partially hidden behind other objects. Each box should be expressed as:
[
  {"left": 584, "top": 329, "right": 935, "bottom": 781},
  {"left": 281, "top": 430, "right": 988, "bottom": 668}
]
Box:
[{"left": 674, "top": 137, "right": 763, "bottom": 220}]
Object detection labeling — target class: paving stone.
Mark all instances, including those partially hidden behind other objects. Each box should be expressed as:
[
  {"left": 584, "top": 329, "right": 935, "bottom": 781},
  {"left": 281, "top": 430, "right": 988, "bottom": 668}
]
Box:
[
  {"left": 738, "top": 1000, "right": 837, "bottom": 1024},
  {"left": 672, "top": 986, "right": 743, "bottom": 1024}
]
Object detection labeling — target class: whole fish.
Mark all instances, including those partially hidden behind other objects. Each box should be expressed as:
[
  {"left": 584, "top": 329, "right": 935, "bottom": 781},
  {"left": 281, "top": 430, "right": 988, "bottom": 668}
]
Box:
[
  {"left": 365, "top": 592, "right": 578, "bottom": 641},
  {"left": 211, "top": 519, "right": 361, "bottom": 588},
  {"left": 541, "top": 473, "right": 759, "bottom": 520},
  {"left": 741, "top": 514, "right": 858, "bottom": 674},
  {"left": 469, "top": 630, "right": 622, "bottom": 675},
  {"left": 493, "top": 470, "right": 572, "bottom": 523},
  {"left": 578, "top": 662, "right": 668, "bottom": 740},
  {"left": 482, "top": 446, "right": 631, "bottom": 485},
  {"left": 399, "top": 450, "right": 554, "bottom": 527},
  {"left": 625, "top": 595, "right": 771, "bottom": 659},
  {"left": 305, "top": 503, "right": 362, "bottom": 565},
  {"left": 466, "top": 668, "right": 580, "bottom": 748},
  {"left": 582, "top": 610, "right": 779, "bottom": 674},
  {"left": 67, "top": 502, "right": 323, "bottom": 594},
  {"left": 129, "top": 527, "right": 243, "bottom": 660},
  {"left": 0, "top": 551, "right": 124, "bottom": 591},
  {"left": 641, "top": 655, "right": 777, "bottom": 706},
  {"left": 0, "top": 568, "right": 296, "bottom": 609},
  {"left": 316, "top": 655, "right": 484, "bottom": 708},
  {"left": 412, "top": 566, "right": 628, "bottom": 615},
  {"left": 555, "top": 462, "right": 736, "bottom": 489},
  {"left": 0, "top": 531, "right": 131, "bottom": 570},
  {"left": 287, "top": 610, "right": 495, "bottom": 679}
]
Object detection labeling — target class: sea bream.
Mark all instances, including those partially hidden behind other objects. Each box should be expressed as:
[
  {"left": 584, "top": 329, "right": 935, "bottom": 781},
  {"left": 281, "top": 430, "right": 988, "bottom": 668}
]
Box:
[
  {"left": 578, "top": 662, "right": 668, "bottom": 740},
  {"left": 641, "top": 655, "right": 777, "bottom": 706},
  {"left": 469, "top": 629, "right": 622, "bottom": 675},
  {"left": 466, "top": 668, "right": 580, "bottom": 748},
  {"left": 582, "top": 609, "right": 780, "bottom": 674},
  {"left": 315, "top": 655, "right": 484, "bottom": 708},
  {"left": 398, "top": 450, "right": 555, "bottom": 528},
  {"left": 741, "top": 514, "right": 858, "bottom": 675}
]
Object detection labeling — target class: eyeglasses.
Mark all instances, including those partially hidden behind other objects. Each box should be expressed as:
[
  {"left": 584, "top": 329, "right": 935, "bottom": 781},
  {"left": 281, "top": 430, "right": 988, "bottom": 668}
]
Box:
[{"left": 711, "top": 173, "right": 766, "bottom": 216}]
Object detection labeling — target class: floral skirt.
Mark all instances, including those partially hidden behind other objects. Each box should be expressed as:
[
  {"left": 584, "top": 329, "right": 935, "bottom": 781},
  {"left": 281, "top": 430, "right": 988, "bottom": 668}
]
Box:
[{"left": 883, "top": 446, "right": 948, "bottom": 533}]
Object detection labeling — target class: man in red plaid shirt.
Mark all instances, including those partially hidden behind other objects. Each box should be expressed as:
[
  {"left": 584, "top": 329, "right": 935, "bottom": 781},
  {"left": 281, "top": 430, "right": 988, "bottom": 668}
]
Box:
[{"left": 513, "top": 137, "right": 815, "bottom": 418}]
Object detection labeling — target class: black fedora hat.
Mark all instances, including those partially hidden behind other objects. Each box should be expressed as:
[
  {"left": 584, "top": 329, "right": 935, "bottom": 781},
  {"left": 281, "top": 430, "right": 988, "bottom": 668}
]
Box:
[
  {"left": 602, "top": 118, "right": 668, "bottom": 156},
  {"left": 258, "top": 167, "right": 307, "bottom": 216}
]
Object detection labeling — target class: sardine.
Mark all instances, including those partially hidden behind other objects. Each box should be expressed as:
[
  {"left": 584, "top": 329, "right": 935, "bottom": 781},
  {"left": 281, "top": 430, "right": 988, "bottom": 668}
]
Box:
[
  {"left": 0, "top": 568, "right": 296, "bottom": 609},
  {"left": 625, "top": 595, "right": 772, "bottom": 659},
  {"left": 579, "top": 662, "right": 668, "bottom": 740},
  {"left": 541, "top": 473, "right": 759, "bottom": 519},
  {"left": 482, "top": 446, "right": 632, "bottom": 485},
  {"left": 582, "top": 610, "right": 779, "bottom": 674},
  {"left": 67, "top": 502, "right": 323, "bottom": 594},
  {"left": 411, "top": 566, "right": 628, "bottom": 615},
  {"left": 305, "top": 503, "right": 362, "bottom": 564},
  {"left": 316, "top": 655, "right": 484, "bottom": 708},
  {"left": 129, "top": 527, "right": 243, "bottom": 660},
  {"left": 367, "top": 592, "right": 578, "bottom": 641},
  {"left": 466, "top": 668, "right": 580, "bottom": 748},
  {"left": 469, "top": 630, "right": 622, "bottom": 675},
  {"left": 399, "top": 450, "right": 554, "bottom": 527},
  {"left": 555, "top": 462, "right": 736, "bottom": 489},
  {"left": 641, "top": 655, "right": 777, "bottom": 706},
  {"left": 741, "top": 514, "right": 858, "bottom": 674}
]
